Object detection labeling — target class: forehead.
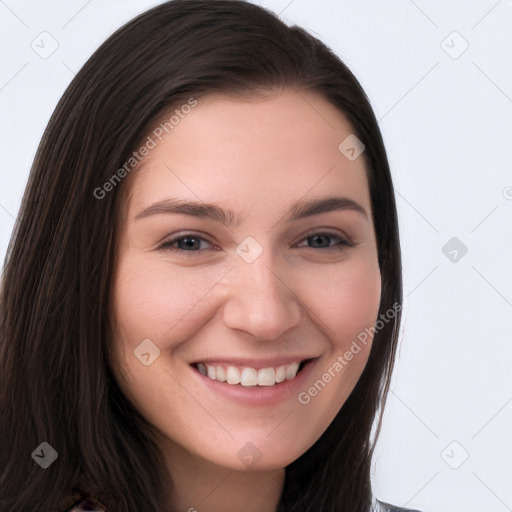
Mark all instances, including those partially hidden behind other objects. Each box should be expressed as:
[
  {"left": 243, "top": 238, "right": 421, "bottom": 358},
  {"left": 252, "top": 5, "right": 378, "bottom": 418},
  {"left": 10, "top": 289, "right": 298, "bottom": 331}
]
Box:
[{"left": 122, "top": 89, "right": 371, "bottom": 222}]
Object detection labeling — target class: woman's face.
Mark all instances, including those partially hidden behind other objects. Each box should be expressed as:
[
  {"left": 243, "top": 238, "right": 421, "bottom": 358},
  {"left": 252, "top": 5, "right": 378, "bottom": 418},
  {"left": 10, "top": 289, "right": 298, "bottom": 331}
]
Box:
[{"left": 112, "top": 89, "right": 381, "bottom": 472}]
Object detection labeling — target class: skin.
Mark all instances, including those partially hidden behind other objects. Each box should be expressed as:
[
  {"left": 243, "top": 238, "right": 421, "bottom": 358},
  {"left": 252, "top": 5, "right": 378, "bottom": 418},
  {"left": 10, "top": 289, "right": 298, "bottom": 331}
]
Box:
[{"left": 111, "top": 89, "right": 381, "bottom": 512}]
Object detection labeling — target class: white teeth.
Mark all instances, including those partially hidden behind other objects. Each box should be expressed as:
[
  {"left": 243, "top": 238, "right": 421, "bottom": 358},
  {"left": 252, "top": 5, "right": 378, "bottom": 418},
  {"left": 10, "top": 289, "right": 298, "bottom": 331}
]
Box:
[
  {"left": 226, "top": 365, "right": 240, "bottom": 385},
  {"left": 285, "top": 362, "right": 300, "bottom": 380},
  {"left": 196, "top": 361, "right": 304, "bottom": 387},
  {"left": 216, "top": 366, "right": 226, "bottom": 382},
  {"left": 257, "top": 367, "right": 275, "bottom": 386},
  {"left": 207, "top": 365, "right": 216, "bottom": 380},
  {"left": 240, "top": 367, "right": 258, "bottom": 386}
]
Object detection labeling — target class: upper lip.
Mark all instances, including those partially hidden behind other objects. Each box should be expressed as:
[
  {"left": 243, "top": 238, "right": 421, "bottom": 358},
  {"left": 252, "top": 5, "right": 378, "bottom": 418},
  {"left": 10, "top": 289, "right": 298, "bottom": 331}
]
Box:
[{"left": 190, "top": 356, "right": 319, "bottom": 369}]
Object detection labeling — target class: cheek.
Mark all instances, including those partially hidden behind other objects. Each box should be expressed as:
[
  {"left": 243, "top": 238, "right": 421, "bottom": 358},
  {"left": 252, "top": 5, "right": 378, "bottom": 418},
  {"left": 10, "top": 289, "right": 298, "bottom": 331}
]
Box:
[
  {"left": 303, "top": 253, "right": 382, "bottom": 346},
  {"left": 113, "top": 257, "right": 226, "bottom": 345},
  {"left": 110, "top": 258, "right": 207, "bottom": 398}
]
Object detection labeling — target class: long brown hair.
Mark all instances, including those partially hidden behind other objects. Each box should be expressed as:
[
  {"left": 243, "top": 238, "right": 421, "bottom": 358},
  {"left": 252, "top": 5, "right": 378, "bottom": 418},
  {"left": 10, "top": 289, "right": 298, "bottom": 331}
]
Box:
[{"left": 0, "top": 1, "right": 402, "bottom": 510}]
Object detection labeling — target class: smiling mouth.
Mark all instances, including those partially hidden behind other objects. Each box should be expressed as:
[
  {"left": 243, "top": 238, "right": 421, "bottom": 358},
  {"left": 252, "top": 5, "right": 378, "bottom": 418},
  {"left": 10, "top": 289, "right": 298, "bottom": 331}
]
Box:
[{"left": 192, "top": 359, "right": 313, "bottom": 387}]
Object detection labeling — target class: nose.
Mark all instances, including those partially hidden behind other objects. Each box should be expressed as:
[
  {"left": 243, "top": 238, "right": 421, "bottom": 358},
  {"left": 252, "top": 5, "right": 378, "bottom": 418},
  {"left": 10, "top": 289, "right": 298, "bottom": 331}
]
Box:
[{"left": 222, "top": 255, "right": 302, "bottom": 341}]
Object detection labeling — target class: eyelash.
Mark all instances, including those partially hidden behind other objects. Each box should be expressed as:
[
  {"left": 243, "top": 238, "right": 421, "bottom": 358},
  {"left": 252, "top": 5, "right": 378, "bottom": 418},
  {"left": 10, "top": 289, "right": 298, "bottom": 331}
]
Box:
[{"left": 157, "top": 230, "right": 353, "bottom": 256}]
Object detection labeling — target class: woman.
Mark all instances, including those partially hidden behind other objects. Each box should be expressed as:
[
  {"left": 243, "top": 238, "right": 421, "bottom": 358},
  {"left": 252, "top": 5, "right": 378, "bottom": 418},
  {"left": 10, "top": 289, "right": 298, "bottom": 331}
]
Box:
[{"left": 0, "top": 1, "right": 423, "bottom": 511}]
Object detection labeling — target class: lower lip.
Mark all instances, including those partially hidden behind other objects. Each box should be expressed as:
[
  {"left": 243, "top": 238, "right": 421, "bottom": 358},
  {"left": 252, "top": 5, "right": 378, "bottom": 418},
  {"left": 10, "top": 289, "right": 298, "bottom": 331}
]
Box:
[{"left": 190, "top": 359, "right": 319, "bottom": 407}]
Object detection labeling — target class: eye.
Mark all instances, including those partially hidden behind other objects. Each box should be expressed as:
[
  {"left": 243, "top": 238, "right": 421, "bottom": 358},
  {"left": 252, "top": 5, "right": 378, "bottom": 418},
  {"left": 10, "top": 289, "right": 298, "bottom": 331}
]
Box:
[
  {"left": 157, "top": 230, "right": 352, "bottom": 256},
  {"left": 157, "top": 233, "right": 215, "bottom": 255},
  {"left": 294, "top": 230, "right": 353, "bottom": 250}
]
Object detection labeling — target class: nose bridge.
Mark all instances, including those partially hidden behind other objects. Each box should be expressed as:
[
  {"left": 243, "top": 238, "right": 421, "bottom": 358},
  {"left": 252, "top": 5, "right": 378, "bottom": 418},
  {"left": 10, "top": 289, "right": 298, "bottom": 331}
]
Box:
[{"left": 222, "top": 248, "right": 302, "bottom": 340}]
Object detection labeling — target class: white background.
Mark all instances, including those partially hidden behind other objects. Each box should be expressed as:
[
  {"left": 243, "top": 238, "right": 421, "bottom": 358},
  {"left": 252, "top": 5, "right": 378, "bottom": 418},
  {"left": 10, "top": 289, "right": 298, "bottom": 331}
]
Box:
[{"left": 1, "top": 1, "right": 511, "bottom": 511}]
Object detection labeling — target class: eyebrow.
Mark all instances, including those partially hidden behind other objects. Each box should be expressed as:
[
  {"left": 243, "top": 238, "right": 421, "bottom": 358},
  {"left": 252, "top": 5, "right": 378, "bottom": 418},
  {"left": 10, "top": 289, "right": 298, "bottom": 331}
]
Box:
[{"left": 134, "top": 196, "right": 368, "bottom": 225}]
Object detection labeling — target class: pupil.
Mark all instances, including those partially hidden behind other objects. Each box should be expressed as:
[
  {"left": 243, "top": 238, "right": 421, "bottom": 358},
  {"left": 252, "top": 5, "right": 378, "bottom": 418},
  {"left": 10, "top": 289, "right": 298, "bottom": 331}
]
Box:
[
  {"left": 311, "top": 235, "right": 329, "bottom": 248},
  {"left": 179, "top": 237, "right": 199, "bottom": 250}
]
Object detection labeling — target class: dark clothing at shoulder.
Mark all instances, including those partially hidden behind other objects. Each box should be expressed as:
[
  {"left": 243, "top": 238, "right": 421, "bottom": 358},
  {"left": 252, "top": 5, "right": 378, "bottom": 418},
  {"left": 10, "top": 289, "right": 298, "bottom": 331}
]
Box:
[{"left": 375, "top": 499, "right": 424, "bottom": 512}]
